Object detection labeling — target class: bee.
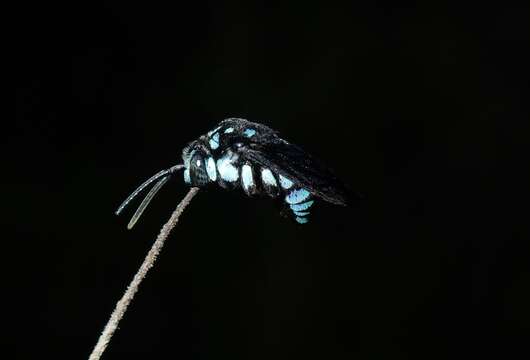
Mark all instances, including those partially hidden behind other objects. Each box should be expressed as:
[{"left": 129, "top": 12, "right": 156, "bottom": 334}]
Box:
[{"left": 116, "top": 118, "right": 352, "bottom": 228}]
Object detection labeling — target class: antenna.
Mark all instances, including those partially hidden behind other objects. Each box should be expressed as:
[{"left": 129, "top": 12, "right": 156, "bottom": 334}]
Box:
[
  {"left": 115, "top": 164, "right": 184, "bottom": 216},
  {"left": 127, "top": 176, "right": 170, "bottom": 229}
]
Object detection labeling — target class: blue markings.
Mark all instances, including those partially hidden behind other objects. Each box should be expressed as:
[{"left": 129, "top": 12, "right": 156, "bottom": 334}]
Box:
[
  {"left": 209, "top": 132, "right": 220, "bottom": 150},
  {"left": 295, "top": 216, "right": 309, "bottom": 224},
  {"left": 184, "top": 149, "right": 196, "bottom": 171},
  {"left": 278, "top": 174, "right": 293, "bottom": 189},
  {"left": 224, "top": 127, "right": 234, "bottom": 133},
  {"left": 183, "top": 168, "right": 191, "bottom": 184},
  {"left": 207, "top": 125, "right": 222, "bottom": 137},
  {"left": 206, "top": 157, "right": 217, "bottom": 181},
  {"left": 285, "top": 188, "right": 311, "bottom": 204},
  {"left": 243, "top": 128, "right": 256, "bottom": 137},
  {"left": 241, "top": 164, "right": 254, "bottom": 191},
  {"left": 261, "top": 168, "right": 277, "bottom": 187},
  {"left": 287, "top": 191, "right": 312, "bottom": 223},
  {"left": 290, "top": 200, "right": 314, "bottom": 212},
  {"left": 216, "top": 154, "right": 239, "bottom": 182}
]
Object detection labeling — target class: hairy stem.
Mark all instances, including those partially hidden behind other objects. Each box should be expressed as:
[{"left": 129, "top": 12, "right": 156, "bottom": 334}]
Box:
[{"left": 88, "top": 187, "right": 200, "bottom": 360}]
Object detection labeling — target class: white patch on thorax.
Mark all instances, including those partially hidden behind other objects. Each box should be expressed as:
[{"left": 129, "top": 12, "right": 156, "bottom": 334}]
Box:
[
  {"left": 206, "top": 157, "right": 217, "bottom": 181},
  {"left": 216, "top": 151, "right": 239, "bottom": 182}
]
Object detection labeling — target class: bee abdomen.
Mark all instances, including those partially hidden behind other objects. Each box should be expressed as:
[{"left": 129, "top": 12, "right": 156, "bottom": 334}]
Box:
[
  {"left": 211, "top": 151, "right": 314, "bottom": 224},
  {"left": 284, "top": 187, "right": 313, "bottom": 224}
]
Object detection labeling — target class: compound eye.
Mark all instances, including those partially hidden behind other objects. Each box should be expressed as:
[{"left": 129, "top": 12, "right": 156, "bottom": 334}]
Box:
[{"left": 190, "top": 153, "right": 209, "bottom": 186}]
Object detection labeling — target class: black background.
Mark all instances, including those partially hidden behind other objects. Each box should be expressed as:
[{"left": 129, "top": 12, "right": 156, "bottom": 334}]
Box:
[{"left": 11, "top": 1, "right": 530, "bottom": 359}]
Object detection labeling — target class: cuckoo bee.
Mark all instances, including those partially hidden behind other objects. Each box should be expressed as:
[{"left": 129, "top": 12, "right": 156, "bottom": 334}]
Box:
[{"left": 116, "top": 118, "right": 352, "bottom": 228}]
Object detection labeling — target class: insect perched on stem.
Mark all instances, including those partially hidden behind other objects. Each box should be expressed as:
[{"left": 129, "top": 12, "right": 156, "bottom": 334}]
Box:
[{"left": 116, "top": 118, "right": 352, "bottom": 227}]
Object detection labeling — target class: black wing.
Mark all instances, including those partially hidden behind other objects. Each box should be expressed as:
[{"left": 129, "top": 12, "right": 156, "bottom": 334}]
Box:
[
  {"left": 217, "top": 118, "right": 354, "bottom": 205},
  {"left": 243, "top": 138, "right": 352, "bottom": 206}
]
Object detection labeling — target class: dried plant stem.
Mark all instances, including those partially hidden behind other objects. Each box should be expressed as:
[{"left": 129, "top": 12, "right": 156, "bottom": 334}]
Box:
[{"left": 88, "top": 187, "right": 200, "bottom": 360}]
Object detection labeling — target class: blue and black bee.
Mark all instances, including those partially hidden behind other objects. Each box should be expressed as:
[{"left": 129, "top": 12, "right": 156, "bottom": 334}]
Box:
[{"left": 116, "top": 118, "right": 352, "bottom": 228}]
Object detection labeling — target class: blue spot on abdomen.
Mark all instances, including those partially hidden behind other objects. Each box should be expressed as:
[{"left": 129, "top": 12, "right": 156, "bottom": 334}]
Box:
[
  {"left": 285, "top": 188, "right": 311, "bottom": 204},
  {"left": 261, "top": 168, "right": 277, "bottom": 187},
  {"left": 241, "top": 164, "right": 254, "bottom": 191},
  {"left": 216, "top": 152, "right": 239, "bottom": 182},
  {"left": 295, "top": 216, "right": 309, "bottom": 224},
  {"left": 278, "top": 174, "right": 293, "bottom": 189},
  {"left": 290, "top": 200, "right": 314, "bottom": 212}
]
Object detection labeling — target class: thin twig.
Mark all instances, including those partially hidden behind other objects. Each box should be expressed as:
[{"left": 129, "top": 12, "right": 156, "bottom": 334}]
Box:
[{"left": 89, "top": 187, "right": 200, "bottom": 360}]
